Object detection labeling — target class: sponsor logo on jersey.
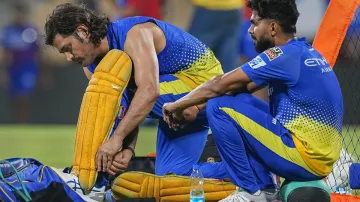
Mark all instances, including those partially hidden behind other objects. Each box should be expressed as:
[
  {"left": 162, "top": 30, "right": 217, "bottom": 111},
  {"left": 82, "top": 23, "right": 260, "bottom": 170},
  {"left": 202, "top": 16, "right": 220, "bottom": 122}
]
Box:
[
  {"left": 265, "top": 47, "right": 283, "bottom": 60},
  {"left": 321, "top": 67, "right": 333, "bottom": 73},
  {"left": 304, "top": 57, "right": 328, "bottom": 67},
  {"left": 248, "top": 55, "right": 266, "bottom": 69},
  {"left": 304, "top": 57, "right": 333, "bottom": 72}
]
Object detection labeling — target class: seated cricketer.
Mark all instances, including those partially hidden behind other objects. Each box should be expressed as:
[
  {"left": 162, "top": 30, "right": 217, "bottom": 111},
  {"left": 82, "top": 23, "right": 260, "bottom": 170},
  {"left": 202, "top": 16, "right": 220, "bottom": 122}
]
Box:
[
  {"left": 44, "top": 3, "right": 228, "bottom": 182},
  {"left": 163, "top": 0, "right": 344, "bottom": 201}
]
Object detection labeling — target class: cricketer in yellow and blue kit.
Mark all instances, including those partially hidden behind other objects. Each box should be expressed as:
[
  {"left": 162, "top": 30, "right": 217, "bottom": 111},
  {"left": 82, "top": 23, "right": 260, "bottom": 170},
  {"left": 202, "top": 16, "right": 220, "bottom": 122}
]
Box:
[
  {"left": 205, "top": 37, "right": 344, "bottom": 193},
  {"left": 87, "top": 16, "right": 226, "bottom": 177}
]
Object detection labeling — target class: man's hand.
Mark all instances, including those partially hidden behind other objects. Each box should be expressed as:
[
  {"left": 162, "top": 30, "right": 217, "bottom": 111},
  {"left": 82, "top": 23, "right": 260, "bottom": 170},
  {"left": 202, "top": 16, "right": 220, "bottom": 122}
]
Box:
[
  {"left": 107, "top": 149, "right": 133, "bottom": 176},
  {"left": 163, "top": 103, "right": 199, "bottom": 130},
  {"left": 96, "top": 135, "right": 123, "bottom": 172}
]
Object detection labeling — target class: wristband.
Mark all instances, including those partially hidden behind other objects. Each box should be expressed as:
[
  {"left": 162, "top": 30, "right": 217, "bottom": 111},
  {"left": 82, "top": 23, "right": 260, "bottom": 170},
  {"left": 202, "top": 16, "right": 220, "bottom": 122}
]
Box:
[{"left": 195, "top": 105, "right": 201, "bottom": 112}]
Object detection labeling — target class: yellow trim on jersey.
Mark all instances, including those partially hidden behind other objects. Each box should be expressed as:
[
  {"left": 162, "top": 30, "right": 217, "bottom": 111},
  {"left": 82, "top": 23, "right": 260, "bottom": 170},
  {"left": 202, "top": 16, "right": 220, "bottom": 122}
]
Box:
[
  {"left": 175, "top": 48, "right": 224, "bottom": 87},
  {"left": 220, "top": 107, "right": 320, "bottom": 176},
  {"left": 193, "top": 0, "right": 244, "bottom": 10},
  {"left": 286, "top": 115, "right": 342, "bottom": 176},
  {"left": 159, "top": 79, "right": 193, "bottom": 95},
  {"left": 159, "top": 48, "right": 223, "bottom": 95}
]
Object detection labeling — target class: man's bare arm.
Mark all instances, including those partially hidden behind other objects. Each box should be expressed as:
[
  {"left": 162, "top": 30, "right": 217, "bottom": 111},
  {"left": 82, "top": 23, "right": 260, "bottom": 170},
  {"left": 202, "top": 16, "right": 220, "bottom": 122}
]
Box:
[
  {"left": 112, "top": 25, "right": 160, "bottom": 141},
  {"left": 193, "top": 81, "right": 264, "bottom": 111},
  {"left": 226, "top": 81, "right": 263, "bottom": 96},
  {"left": 123, "top": 126, "right": 138, "bottom": 152},
  {"left": 83, "top": 65, "right": 139, "bottom": 150},
  {"left": 169, "top": 80, "right": 262, "bottom": 129},
  {"left": 171, "top": 68, "right": 254, "bottom": 111}
]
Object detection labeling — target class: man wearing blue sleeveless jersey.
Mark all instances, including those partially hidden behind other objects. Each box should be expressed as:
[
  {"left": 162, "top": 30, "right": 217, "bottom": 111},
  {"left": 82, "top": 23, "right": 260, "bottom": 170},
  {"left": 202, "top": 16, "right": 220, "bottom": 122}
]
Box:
[
  {"left": 44, "top": 4, "right": 226, "bottom": 178},
  {"left": 163, "top": 0, "right": 344, "bottom": 201}
]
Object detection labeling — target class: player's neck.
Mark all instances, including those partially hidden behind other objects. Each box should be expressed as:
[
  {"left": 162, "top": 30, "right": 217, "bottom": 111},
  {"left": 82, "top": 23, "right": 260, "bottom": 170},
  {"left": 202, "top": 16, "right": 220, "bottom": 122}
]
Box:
[
  {"left": 276, "top": 34, "right": 296, "bottom": 47},
  {"left": 97, "top": 36, "right": 110, "bottom": 57}
]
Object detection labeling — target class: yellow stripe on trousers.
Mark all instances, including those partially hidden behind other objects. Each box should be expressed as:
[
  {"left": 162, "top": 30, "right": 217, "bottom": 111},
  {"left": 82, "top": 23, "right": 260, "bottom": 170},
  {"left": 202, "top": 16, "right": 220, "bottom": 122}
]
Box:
[{"left": 220, "top": 107, "right": 319, "bottom": 176}]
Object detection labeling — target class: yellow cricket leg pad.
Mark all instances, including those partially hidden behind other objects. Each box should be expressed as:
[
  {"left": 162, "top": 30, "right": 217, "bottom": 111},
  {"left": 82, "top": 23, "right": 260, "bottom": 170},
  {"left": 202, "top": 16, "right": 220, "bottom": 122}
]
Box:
[
  {"left": 72, "top": 50, "right": 132, "bottom": 192},
  {"left": 111, "top": 172, "right": 236, "bottom": 202}
]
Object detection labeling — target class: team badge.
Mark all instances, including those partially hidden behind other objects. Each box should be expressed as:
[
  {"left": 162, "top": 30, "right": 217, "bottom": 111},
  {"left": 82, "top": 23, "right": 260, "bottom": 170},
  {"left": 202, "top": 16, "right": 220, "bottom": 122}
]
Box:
[{"left": 265, "top": 47, "right": 283, "bottom": 60}]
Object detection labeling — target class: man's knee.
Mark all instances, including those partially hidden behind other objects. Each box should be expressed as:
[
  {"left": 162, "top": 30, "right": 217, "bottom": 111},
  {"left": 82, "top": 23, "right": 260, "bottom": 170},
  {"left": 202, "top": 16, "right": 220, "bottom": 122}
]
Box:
[
  {"left": 206, "top": 96, "right": 226, "bottom": 117},
  {"left": 156, "top": 163, "right": 193, "bottom": 176},
  {"left": 206, "top": 94, "right": 250, "bottom": 115},
  {"left": 235, "top": 93, "right": 257, "bottom": 104},
  {"left": 234, "top": 93, "right": 270, "bottom": 114}
]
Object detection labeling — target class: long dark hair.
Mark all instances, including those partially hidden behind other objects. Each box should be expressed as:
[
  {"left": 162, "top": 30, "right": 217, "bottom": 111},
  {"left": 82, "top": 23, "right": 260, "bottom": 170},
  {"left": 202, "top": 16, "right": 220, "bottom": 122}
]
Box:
[{"left": 44, "top": 3, "right": 110, "bottom": 46}]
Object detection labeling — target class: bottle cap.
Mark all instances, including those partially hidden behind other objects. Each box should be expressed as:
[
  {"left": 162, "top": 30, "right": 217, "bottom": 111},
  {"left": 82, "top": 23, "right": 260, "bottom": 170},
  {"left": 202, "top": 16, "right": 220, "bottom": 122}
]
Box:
[{"left": 193, "top": 164, "right": 200, "bottom": 169}]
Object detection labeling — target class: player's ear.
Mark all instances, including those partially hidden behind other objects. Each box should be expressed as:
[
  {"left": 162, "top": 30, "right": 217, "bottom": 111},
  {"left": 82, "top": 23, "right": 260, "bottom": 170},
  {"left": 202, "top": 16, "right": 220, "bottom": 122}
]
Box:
[
  {"left": 270, "top": 22, "right": 277, "bottom": 37},
  {"left": 76, "top": 24, "right": 90, "bottom": 39}
]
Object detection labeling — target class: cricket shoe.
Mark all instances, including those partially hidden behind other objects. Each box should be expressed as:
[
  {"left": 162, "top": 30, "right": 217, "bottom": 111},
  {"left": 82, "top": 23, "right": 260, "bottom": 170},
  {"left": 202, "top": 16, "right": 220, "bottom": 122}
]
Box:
[
  {"left": 51, "top": 167, "right": 106, "bottom": 202},
  {"left": 219, "top": 188, "right": 280, "bottom": 202}
]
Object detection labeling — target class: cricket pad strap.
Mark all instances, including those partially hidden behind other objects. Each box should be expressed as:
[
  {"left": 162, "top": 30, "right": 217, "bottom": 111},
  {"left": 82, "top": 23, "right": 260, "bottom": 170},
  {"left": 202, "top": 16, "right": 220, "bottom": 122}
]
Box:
[
  {"left": 72, "top": 50, "right": 132, "bottom": 192},
  {"left": 111, "top": 172, "right": 236, "bottom": 202}
]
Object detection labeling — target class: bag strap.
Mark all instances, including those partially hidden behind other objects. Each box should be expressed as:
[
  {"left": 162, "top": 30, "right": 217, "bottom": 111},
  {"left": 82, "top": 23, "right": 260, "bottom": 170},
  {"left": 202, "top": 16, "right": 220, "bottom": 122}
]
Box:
[{"left": 0, "top": 160, "right": 32, "bottom": 202}]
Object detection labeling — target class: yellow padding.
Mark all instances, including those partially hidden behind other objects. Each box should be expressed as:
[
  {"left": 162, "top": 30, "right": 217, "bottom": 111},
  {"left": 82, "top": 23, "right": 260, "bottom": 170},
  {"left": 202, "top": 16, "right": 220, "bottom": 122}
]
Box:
[
  {"left": 112, "top": 172, "right": 236, "bottom": 202},
  {"left": 72, "top": 50, "right": 132, "bottom": 192}
]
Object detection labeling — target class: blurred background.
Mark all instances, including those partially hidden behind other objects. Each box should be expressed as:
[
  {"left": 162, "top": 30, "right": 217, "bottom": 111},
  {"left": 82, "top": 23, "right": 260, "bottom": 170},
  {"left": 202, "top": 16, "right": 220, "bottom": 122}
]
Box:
[{"left": 0, "top": 0, "right": 359, "bottom": 193}]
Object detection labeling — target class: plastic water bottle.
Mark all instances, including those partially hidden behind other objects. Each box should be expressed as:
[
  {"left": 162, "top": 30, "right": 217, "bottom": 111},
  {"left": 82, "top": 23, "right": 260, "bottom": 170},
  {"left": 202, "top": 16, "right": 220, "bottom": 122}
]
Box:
[
  {"left": 190, "top": 164, "right": 205, "bottom": 202},
  {"left": 335, "top": 186, "right": 352, "bottom": 195}
]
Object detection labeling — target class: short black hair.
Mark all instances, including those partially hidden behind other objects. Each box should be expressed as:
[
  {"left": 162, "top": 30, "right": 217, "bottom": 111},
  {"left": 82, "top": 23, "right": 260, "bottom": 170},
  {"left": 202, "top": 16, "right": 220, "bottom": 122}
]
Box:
[
  {"left": 247, "top": 0, "right": 300, "bottom": 33},
  {"left": 44, "top": 3, "right": 110, "bottom": 46}
]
